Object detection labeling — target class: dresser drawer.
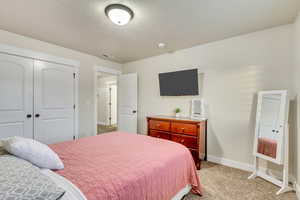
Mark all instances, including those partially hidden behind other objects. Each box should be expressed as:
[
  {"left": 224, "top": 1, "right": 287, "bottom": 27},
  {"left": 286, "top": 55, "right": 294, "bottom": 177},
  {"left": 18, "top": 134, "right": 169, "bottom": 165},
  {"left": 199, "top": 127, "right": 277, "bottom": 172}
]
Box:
[
  {"left": 149, "top": 130, "right": 170, "bottom": 140},
  {"left": 171, "top": 134, "right": 198, "bottom": 149},
  {"left": 171, "top": 122, "right": 197, "bottom": 136},
  {"left": 149, "top": 120, "right": 170, "bottom": 131}
]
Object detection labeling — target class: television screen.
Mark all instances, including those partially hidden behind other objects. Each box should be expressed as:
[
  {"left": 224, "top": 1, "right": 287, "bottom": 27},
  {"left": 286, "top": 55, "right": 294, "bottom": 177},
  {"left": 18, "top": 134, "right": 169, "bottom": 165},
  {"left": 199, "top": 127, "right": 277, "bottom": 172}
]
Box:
[{"left": 159, "top": 69, "right": 199, "bottom": 96}]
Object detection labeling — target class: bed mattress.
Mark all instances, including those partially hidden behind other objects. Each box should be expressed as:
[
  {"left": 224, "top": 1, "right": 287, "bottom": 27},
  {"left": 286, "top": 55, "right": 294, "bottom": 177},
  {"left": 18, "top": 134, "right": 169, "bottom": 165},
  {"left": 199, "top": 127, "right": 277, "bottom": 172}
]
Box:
[{"left": 49, "top": 132, "right": 201, "bottom": 200}]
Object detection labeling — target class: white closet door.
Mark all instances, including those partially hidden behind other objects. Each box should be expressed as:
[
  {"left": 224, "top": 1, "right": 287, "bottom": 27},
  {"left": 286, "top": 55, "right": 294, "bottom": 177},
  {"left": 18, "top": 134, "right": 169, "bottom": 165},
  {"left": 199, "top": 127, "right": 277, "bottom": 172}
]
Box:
[
  {"left": 118, "top": 73, "right": 138, "bottom": 133},
  {"left": 34, "top": 60, "right": 75, "bottom": 144},
  {"left": 0, "top": 53, "right": 34, "bottom": 139}
]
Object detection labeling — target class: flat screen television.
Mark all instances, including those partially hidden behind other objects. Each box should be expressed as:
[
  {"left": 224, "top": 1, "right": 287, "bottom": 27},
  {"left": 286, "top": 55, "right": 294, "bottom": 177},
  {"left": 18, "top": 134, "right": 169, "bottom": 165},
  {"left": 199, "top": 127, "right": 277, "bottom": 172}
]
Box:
[{"left": 159, "top": 69, "right": 199, "bottom": 96}]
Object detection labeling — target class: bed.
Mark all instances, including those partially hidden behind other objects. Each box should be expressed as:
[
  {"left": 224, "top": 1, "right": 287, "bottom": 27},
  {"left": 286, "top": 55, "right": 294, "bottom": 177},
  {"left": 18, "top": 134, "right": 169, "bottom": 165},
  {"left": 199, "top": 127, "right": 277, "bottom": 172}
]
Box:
[{"left": 48, "top": 132, "right": 201, "bottom": 200}]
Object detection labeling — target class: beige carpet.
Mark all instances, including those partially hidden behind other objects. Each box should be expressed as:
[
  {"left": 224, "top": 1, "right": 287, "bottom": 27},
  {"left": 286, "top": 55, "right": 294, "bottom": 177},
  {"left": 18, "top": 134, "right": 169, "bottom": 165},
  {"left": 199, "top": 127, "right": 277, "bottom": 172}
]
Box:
[
  {"left": 97, "top": 125, "right": 117, "bottom": 134},
  {"left": 184, "top": 162, "right": 297, "bottom": 200}
]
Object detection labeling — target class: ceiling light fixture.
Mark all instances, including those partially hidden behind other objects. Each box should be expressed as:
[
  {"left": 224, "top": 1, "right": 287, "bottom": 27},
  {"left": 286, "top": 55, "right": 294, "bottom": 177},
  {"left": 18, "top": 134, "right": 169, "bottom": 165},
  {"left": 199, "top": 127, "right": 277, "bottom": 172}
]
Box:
[{"left": 105, "top": 4, "right": 134, "bottom": 26}]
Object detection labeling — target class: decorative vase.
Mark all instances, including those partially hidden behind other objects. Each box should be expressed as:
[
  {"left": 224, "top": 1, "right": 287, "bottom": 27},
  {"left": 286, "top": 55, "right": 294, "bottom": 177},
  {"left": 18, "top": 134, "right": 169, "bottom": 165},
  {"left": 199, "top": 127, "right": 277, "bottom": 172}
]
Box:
[{"left": 175, "top": 113, "right": 180, "bottom": 118}]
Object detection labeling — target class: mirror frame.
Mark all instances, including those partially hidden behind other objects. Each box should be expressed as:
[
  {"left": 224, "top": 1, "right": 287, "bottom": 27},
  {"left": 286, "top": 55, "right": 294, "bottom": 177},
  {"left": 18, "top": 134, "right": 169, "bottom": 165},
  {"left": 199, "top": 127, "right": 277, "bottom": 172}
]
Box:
[{"left": 253, "top": 90, "right": 289, "bottom": 165}]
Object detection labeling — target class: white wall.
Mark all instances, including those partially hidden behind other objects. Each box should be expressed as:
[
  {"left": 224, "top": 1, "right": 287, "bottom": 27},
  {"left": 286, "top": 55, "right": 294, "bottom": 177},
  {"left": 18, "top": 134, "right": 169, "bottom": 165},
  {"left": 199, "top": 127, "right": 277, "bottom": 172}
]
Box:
[
  {"left": 123, "top": 25, "right": 293, "bottom": 166},
  {"left": 0, "top": 29, "right": 122, "bottom": 138},
  {"left": 292, "top": 12, "right": 300, "bottom": 187}
]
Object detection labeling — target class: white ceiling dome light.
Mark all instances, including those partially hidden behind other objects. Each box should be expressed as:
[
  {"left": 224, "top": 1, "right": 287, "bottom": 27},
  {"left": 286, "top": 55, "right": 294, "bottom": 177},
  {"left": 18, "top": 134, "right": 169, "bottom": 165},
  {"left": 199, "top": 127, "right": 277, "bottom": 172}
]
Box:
[{"left": 105, "top": 4, "right": 134, "bottom": 26}]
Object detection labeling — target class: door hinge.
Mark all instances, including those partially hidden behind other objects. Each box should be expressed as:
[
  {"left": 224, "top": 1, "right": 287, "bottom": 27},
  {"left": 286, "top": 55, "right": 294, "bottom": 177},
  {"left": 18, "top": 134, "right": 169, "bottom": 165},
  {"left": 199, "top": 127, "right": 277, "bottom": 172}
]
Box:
[
  {"left": 73, "top": 135, "right": 75, "bottom": 140},
  {"left": 73, "top": 73, "right": 76, "bottom": 79},
  {"left": 73, "top": 104, "right": 76, "bottom": 109}
]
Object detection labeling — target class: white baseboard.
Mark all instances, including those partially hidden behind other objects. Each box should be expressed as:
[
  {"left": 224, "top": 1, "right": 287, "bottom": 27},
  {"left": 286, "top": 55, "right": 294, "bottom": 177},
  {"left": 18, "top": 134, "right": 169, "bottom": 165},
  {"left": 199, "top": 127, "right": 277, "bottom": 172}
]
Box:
[
  {"left": 207, "top": 155, "right": 253, "bottom": 172},
  {"left": 295, "top": 182, "right": 300, "bottom": 199},
  {"left": 207, "top": 154, "right": 296, "bottom": 188}
]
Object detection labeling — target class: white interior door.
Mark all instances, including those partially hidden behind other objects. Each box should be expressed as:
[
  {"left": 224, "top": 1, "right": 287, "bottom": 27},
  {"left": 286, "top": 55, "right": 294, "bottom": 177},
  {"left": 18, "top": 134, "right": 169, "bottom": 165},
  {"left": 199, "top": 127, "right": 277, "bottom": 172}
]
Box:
[
  {"left": 34, "top": 60, "right": 75, "bottom": 144},
  {"left": 110, "top": 84, "right": 117, "bottom": 125},
  {"left": 118, "top": 73, "right": 138, "bottom": 133},
  {"left": 0, "top": 53, "right": 34, "bottom": 139},
  {"left": 98, "top": 87, "right": 109, "bottom": 125}
]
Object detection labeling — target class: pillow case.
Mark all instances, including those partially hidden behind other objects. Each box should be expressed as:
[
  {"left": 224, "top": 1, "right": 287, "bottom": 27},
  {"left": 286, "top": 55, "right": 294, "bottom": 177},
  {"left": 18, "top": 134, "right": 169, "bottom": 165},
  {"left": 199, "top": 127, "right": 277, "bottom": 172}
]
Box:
[
  {"left": 0, "top": 155, "right": 65, "bottom": 200},
  {"left": 2, "top": 137, "right": 64, "bottom": 170}
]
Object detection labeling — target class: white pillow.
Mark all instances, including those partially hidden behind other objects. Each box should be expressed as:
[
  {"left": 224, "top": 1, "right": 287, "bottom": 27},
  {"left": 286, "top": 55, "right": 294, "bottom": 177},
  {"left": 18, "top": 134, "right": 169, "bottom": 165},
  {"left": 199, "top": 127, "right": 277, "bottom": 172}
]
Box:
[{"left": 2, "top": 137, "right": 64, "bottom": 170}]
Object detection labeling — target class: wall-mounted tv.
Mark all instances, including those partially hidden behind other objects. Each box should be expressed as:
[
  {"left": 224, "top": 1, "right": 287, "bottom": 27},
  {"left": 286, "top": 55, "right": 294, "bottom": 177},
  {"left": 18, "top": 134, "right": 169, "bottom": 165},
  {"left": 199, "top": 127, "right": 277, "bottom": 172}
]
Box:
[{"left": 159, "top": 69, "right": 199, "bottom": 96}]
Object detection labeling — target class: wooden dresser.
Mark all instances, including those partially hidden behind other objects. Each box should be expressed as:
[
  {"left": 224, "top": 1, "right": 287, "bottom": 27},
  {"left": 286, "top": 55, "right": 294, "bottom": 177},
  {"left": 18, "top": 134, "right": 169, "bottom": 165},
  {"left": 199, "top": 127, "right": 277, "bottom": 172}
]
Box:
[{"left": 147, "top": 115, "right": 207, "bottom": 169}]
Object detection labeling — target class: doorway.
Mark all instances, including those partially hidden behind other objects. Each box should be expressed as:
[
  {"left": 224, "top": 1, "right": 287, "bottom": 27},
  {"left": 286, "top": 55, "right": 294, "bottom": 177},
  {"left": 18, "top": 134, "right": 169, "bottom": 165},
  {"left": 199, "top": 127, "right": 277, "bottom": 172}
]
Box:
[
  {"left": 94, "top": 66, "right": 138, "bottom": 135},
  {"left": 96, "top": 72, "right": 118, "bottom": 134}
]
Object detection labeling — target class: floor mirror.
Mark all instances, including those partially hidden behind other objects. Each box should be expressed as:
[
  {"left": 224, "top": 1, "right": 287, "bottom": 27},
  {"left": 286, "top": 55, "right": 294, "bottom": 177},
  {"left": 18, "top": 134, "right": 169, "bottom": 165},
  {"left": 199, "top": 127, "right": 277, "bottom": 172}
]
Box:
[{"left": 248, "top": 90, "right": 293, "bottom": 195}]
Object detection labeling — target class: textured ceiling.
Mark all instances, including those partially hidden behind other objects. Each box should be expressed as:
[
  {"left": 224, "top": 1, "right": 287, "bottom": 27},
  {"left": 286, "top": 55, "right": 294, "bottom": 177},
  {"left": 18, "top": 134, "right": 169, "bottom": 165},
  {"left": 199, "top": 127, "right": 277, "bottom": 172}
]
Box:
[{"left": 0, "top": 0, "right": 299, "bottom": 63}]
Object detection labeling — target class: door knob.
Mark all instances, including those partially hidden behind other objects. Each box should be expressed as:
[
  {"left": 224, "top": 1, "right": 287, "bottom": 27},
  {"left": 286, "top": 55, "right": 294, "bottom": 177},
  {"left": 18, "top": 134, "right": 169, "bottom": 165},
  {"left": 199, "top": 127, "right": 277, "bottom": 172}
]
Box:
[
  {"left": 132, "top": 110, "right": 137, "bottom": 114},
  {"left": 35, "top": 114, "right": 40, "bottom": 118},
  {"left": 26, "top": 114, "right": 32, "bottom": 118}
]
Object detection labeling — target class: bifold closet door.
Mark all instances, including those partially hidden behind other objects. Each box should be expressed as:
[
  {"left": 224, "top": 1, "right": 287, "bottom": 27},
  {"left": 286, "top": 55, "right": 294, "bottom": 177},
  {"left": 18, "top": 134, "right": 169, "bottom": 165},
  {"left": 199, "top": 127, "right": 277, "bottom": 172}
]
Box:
[
  {"left": 0, "top": 53, "right": 34, "bottom": 139},
  {"left": 34, "top": 60, "right": 75, "bottom": 144}
]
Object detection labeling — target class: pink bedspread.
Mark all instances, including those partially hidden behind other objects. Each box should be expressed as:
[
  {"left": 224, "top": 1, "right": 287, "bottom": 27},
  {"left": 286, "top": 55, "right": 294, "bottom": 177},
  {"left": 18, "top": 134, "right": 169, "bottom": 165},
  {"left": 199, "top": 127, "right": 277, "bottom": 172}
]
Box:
[{"left": 49, "top": 132, "right": 201, "bottom": 200}]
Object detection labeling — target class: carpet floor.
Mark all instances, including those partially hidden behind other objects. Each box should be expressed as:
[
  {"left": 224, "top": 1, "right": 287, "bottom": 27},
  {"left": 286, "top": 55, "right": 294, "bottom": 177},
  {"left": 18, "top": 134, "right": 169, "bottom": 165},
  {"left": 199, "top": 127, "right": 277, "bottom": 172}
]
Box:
[
  {"left": 184, "top": 162, "right": 297, "bottom": 200},
  {"left": 97, "top": 125, "right": 117, "bottom": 134}
]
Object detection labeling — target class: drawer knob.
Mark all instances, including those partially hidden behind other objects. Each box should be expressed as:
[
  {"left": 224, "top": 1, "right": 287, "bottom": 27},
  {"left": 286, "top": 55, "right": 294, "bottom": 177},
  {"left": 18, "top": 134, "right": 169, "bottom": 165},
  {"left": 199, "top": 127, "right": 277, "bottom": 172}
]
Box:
[{"left": 180, "top": 139, "right": 185, "bottom": 143}]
